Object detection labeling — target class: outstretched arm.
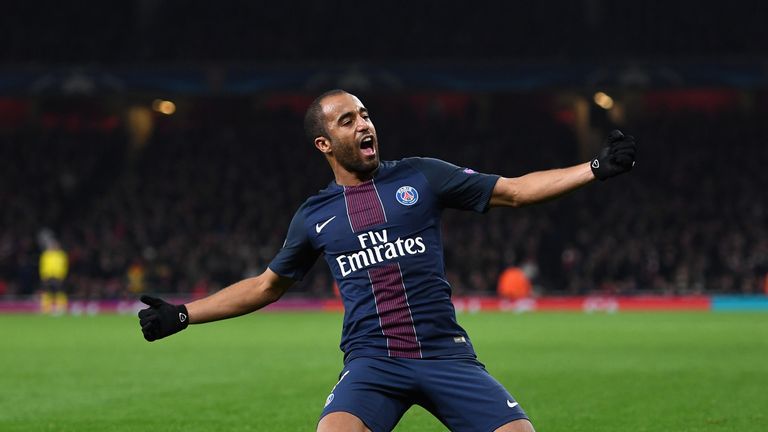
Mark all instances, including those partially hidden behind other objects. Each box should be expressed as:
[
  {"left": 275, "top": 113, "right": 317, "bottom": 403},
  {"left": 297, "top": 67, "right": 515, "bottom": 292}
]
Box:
[
  {"left": 186, "top": 268, "right": 293, "bottom": 324},
  {"left": 138, "top": 268, "right": 294, "bottom": 341},
  {"left": 490, "top": 162, "right": 594, "bottom": 207},
  {"left": 490, "top": 130, "right": 636, "bottom": 208}
]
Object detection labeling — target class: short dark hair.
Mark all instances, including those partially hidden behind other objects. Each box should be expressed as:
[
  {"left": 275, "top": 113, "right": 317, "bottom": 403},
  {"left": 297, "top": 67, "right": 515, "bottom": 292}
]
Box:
[{"left": 304, "top": 89, "right": 349, "bottom": 143}]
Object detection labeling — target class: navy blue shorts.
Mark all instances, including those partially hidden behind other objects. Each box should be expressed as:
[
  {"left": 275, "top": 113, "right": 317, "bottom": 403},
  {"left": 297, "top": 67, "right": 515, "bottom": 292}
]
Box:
[{"left": 319, "top": 356, "right": 529, "bottom": 432}]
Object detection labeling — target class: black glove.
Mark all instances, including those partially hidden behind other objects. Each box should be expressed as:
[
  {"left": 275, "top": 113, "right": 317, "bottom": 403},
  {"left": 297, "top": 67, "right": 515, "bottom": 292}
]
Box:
[
  {"left": 138, "top": 295, "right": 189, "bottom": 342},
  {"left": 591, "top": 130, "right": 637, "bottom": 181}
]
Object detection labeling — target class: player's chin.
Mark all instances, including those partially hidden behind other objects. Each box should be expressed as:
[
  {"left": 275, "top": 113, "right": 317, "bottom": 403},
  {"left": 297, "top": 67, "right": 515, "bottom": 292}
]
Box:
[
  {"left": 362, "top": 152, "right": 378, "bottom": 165},
  {"left": 356, "top": 156, "right": 379, "bottom": 174},
  {"left": 366, "top": 152, "right": 380, "bottom": 166}
]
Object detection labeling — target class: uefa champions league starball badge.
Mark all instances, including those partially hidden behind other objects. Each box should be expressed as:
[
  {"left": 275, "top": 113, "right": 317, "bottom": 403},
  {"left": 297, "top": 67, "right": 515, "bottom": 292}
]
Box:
[{"left": 396, "top": 186, "right": 419, "bottom": 206}]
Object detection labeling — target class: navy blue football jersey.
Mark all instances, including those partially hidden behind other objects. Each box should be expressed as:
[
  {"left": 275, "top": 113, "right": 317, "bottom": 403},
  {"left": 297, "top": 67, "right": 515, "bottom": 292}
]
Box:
[{"left": 269, "top": 158, "right": 499, "bottom": 362}]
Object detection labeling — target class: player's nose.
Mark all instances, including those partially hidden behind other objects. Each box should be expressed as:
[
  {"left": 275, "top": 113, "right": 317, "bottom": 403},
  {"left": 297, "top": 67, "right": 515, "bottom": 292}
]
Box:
[{"left": 355, "top": 115, "right": 370, "bottom": 131}]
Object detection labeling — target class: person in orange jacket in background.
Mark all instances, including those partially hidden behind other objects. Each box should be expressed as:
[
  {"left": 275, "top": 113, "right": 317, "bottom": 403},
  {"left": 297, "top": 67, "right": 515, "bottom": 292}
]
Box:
[{"left": 497, "top": 266, "right": 532, "bottom": 300}]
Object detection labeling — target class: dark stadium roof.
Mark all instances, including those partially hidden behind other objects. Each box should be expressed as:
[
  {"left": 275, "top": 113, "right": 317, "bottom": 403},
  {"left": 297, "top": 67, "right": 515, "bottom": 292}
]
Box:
[{"left": 2, "top": 0, "right": 766, "bottom": 65}]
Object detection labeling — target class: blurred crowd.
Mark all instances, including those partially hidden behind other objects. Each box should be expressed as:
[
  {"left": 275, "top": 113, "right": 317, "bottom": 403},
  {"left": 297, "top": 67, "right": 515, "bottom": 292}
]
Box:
[{"left": 1, "top": 94, "right": 767, "bottom": 299}]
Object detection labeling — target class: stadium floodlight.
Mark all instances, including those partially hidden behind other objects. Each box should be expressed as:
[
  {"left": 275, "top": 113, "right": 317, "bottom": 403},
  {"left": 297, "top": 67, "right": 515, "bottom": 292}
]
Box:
[
  {"left": 593, "top": 91, "right": 614, "bottom": 110},
  {"left": 152, "top": 99, "right": 176, "bottom": 115}
]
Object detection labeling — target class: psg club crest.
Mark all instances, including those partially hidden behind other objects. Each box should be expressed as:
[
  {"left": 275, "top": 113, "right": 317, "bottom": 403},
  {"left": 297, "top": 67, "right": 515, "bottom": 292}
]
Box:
[{"left": 396, "top": 186, "right": 419, "bottom": 206}]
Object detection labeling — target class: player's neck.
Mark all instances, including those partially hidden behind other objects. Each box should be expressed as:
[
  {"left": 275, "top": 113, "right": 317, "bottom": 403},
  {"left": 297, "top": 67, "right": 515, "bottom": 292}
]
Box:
[{"left": 331, "top": 162, "right": 379, "bottom": 187}]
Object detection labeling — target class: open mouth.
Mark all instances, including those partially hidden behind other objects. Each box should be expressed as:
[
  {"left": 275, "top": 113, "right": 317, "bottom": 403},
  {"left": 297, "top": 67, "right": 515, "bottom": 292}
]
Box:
[{"left": 360, "top": 136, "right": 376, "bottom": 157}]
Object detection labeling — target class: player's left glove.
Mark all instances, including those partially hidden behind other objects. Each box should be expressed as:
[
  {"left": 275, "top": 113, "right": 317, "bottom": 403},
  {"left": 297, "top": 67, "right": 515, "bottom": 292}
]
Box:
[
  {"left": 591, "top": 130, "right": 637, "bottom": 181},
  {"left": 138, "top": 295, "right": 189, "bottom": 342}
]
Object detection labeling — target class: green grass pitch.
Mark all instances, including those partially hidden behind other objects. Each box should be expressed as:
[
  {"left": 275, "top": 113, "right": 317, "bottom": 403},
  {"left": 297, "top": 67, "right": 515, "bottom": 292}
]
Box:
[{"left": 2, "top": 311, "right": 767, "bottom": 431}]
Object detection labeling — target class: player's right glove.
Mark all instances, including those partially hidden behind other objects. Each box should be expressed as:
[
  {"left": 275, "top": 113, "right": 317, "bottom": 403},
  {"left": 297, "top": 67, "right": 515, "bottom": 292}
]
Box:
[
  {"left": 591, "top": 130, "right": 637, "bottom": 181},
  {"left": 138, "top": 295, "right": 189, "bottom": 342}
]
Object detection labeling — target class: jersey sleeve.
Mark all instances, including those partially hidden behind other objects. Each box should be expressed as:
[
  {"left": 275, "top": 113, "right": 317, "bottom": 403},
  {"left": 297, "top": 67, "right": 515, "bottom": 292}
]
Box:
[
  {"left": 267, "top": 203, "right": 321, "bottom": 281},
  {"left": 404, "top": 157, "right": 500, "bottom": 213}
]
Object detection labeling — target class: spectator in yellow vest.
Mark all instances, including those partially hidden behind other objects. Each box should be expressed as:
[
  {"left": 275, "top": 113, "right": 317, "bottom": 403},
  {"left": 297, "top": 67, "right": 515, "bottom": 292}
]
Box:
[{"left": 39, "top": 240, "right": 68, "bottom": 314}]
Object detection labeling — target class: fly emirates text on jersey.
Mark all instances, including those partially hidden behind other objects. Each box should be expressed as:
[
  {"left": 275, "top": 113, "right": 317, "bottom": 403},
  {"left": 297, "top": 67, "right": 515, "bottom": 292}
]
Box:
[{"left": 336, "top": 229, "right": 426, "bottom": 277}]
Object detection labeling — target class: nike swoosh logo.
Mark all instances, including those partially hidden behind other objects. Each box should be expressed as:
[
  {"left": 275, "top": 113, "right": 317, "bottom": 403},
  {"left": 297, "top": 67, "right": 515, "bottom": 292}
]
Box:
[
  {"left": 315, "top": 216, "right": 336, "bottom": 233},
  {"left": 507, "top": 400, "right": 519, "bottom": 409}
]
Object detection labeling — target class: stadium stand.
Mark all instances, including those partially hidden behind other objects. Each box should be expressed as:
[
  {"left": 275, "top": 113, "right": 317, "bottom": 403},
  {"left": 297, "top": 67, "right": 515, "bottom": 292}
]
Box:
[{"left": 2, "top": 94, "right": 766, "bottom": 299}]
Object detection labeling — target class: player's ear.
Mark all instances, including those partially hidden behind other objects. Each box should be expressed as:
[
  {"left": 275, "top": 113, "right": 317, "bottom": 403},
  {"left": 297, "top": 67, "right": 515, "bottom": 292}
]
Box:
[{"left": 314, "top": 136, "right": 332, "bottom": 154}]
